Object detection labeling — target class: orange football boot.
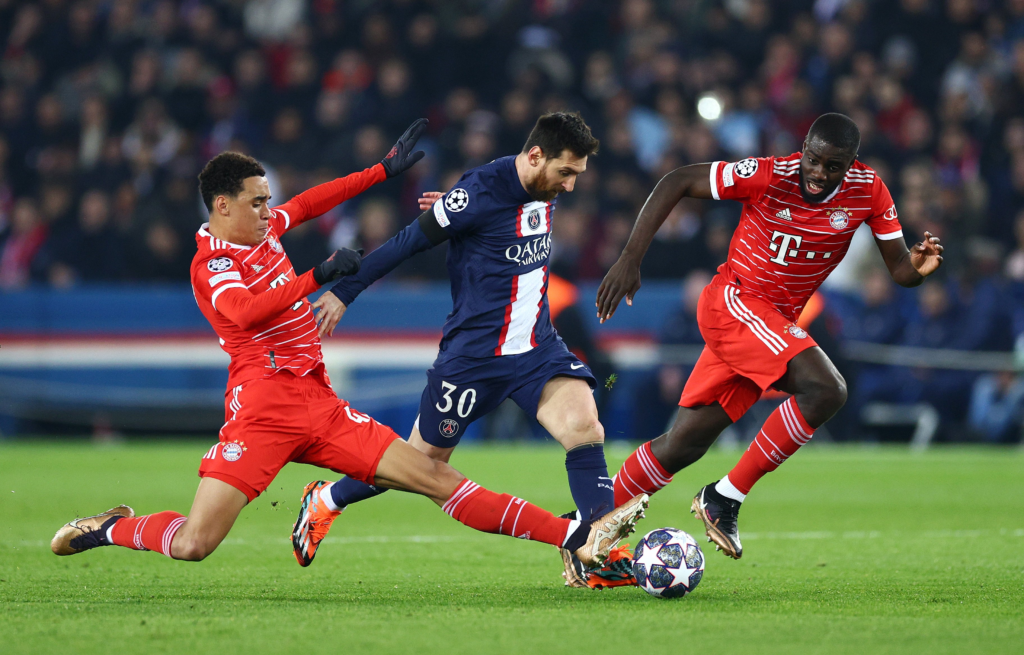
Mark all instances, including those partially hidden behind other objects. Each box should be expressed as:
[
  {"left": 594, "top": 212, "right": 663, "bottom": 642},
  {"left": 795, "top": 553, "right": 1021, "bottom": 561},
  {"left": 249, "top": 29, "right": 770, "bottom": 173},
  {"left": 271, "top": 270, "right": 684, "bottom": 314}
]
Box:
[{"left": 292, "top": 480, "right": 342, "bottom": 567}]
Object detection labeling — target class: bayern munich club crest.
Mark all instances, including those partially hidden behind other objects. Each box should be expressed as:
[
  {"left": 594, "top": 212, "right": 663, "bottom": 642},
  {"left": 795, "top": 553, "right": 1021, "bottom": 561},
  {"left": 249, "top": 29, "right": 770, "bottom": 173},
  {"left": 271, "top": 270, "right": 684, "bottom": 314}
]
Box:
[
  {"left": 439, "top": 418, "right": 460, "bottom": 438},
  {"left": 207, "top": 257, "right": 233, "bottom": 272},
  {"left": 267, "top": 235, "right": 283, "bottom": 252},
  {"left": 222, "top": 441, "right": 246, "bottom": 461},
  {"left": 527, "top": 209, "right": 541, "bottom": 230},
  {"left": 786, "top": 324, "right": 808, "bottom": 339},
  {"left": 828, "top": 209, "right": 850, "bottom": 230}
]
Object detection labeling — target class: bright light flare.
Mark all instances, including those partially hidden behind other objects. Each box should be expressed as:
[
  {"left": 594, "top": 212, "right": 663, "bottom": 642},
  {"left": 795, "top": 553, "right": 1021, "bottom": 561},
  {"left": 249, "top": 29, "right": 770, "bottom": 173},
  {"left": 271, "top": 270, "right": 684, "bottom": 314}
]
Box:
[{"left": 697, "top": 95, "right": 722, "bottom": 121}]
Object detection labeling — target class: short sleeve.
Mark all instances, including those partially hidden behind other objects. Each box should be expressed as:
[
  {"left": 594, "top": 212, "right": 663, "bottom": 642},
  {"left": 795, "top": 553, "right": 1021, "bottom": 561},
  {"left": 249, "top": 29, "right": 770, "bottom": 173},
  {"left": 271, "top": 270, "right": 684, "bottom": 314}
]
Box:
[
  {"left": 710, "top": 157, "right": 773, "bottom": 203},
  {"left": 865, "top": 177, "right": 903, "bottom": 241},
  {"left": 430, "top": 175, "right": 489, "bottom": 238},
  {"left": 192, "top": 253, "right": 246, "bottom": 311}
]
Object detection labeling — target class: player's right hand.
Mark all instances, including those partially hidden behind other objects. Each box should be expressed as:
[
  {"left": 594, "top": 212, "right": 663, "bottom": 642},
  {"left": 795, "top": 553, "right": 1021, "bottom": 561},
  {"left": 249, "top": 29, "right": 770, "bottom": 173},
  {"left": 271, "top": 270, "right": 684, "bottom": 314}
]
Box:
[
  {"left": 596, "top": 256, "right": 642, "bottom": 323},
  {"left": 312, "top": 291, "right": 348, "bottom": 337},
  {"left": 418, "top": 191, "right": 443, "bottom": 211},
  {"left": 313, "top": 248, "right": 363, "bottom": 286}
]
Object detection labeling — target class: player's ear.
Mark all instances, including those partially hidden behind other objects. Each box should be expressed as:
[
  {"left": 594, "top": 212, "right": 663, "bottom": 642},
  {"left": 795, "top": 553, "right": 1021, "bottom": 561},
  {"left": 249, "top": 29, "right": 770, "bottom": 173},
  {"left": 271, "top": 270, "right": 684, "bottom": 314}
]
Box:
[
  {"left": 528, "top": 145, "right": 545, "bottom": 166},
  {"left": 214, "top": 194, "right": 231, "bottom": 217}
]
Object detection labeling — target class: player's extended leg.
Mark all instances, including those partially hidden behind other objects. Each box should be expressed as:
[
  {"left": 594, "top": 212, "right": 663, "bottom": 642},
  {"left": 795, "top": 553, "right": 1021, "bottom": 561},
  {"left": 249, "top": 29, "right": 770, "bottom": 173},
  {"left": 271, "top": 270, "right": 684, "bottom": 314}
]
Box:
[
  {"left": 536, "top": 376, "right": 615, "bottom": 522},
  {"left": 370, "top": 437, "right": 648, "bottom": 567},
  {"left": 613, "top": 403, "right": 735, "bottom": 507},
  {"left": 694, "top": 347, "right": 846, "bottom": 559},
  {"left": 52, "top": 477, "right": 247, "bottom": 561}
]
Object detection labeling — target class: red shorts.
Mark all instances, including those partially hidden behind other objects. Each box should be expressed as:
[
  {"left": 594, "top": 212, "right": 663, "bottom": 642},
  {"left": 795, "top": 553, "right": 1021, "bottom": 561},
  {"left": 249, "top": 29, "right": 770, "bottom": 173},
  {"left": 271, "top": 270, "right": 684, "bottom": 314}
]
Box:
[
  {"left": 680, "top": 276, "right": 817, "bottom": 422},
  {"left": 198, "top": 371, "right": 400, "bottom": 502}
]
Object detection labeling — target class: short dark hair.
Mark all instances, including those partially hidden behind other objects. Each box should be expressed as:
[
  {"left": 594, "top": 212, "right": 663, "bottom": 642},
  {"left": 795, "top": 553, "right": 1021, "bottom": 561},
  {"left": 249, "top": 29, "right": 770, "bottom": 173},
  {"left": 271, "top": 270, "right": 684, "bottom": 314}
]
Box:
[
  {"left": 807, "top": 113, "right": 861, "bottom": 154},
  {"left": 198, "top": 152, "right": 266, "bottom": 211},
  {"left": 522, "top": 111, "right": 600, "bottom": 159}
]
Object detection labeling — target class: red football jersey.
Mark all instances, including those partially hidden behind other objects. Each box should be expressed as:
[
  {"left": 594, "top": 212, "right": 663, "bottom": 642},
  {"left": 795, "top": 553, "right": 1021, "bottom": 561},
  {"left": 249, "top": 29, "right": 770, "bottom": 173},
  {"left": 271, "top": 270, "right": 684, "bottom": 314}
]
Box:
[
  {"left": 709, "top": 153, "right": 903, "bottom": 321},
  {"left": 190, "top": 164, "right": 386, "bottom": 389}
]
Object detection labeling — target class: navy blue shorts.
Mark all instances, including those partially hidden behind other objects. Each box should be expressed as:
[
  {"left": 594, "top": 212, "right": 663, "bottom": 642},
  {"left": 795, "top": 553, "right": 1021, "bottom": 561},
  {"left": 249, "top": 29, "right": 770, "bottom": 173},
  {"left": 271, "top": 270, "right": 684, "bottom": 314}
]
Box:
[{"left": 416, "top": 338, "right": 597, "bottom": 447}]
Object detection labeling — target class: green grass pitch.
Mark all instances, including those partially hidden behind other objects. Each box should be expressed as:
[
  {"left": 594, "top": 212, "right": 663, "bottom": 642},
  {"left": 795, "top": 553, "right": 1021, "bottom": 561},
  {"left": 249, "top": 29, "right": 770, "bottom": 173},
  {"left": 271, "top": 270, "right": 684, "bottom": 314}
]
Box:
[{"left": 1, "top": 441, "right": 1021, "bottom": 654}]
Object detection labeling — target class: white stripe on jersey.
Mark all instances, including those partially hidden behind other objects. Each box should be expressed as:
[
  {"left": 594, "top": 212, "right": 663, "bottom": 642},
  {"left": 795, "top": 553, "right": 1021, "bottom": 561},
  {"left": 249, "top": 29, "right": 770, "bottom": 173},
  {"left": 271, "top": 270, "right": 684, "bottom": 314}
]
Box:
[
  {"left": 709, "top": 161, "right": 721, "bottom": 200},
  {"left": 873, "top": 229, "right": 904, "bottom": 240},
  {"left": 277, "top": 208, "right": 291, "bottom": 230},
  {"left": 499, "top": 267, "right": 546, "bottom": 356},
  {"left": 211, "top": 282, "right": 247, "bottom": 311},
  {"left": 246, "top": 255, "right": 286, "bottom": 287}
]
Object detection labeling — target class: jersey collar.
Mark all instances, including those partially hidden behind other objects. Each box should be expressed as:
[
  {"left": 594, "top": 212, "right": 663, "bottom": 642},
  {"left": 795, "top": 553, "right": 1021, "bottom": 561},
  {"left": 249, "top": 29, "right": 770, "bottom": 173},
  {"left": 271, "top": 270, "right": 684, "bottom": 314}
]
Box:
[{"left": 198, "top": 223, "right": 253, "bottom": 250}]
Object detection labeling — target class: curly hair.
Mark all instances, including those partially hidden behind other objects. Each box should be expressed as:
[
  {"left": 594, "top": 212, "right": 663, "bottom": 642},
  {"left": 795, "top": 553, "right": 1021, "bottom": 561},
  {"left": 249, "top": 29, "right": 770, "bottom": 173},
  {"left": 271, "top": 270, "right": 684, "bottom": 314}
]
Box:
[
  {"left": 807, "top": 113, "right": 861, "bottom": 155},
  {"left": 198, "top": 152, "right": 266, "bottom": 211},
  {"left": 522, "top": 111, "right": 600, "bottom": 159}
]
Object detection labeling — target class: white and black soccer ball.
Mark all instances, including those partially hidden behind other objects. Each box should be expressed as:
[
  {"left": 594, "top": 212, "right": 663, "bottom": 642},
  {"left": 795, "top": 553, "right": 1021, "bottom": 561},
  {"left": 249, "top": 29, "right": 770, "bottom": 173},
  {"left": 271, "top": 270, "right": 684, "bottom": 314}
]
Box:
[{"left": 632, "top": 528, "right": 705, "bottom": 599}]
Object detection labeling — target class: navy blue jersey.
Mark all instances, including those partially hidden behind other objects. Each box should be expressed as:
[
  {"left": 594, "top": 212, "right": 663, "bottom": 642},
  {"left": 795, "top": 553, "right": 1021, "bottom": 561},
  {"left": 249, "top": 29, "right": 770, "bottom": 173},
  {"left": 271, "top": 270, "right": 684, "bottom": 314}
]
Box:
[{"left": 431, "top": 156, "right": 556, "bottom": 358}]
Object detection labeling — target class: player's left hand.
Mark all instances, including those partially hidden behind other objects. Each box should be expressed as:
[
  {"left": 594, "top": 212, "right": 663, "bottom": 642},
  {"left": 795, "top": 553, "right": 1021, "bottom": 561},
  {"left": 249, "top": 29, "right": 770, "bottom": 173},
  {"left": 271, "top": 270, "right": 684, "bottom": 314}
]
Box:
[
  {"left": 381, "top": 118, "right": 428, "bottom": 178},
  {"left": 418, "top": 191, "right": 443, "bottom": 211},
  {"left": 312, "top": 291, "right": 348, "bottom": 338},
  {"left": 910, "top": 231, "right": 944, "bottom": 277}
]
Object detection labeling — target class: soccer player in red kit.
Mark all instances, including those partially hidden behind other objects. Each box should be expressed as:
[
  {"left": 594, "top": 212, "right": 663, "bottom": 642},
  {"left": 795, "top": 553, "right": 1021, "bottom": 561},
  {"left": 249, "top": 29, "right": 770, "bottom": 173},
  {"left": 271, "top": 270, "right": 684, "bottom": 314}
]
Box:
[
  {"left": 50, "top": 119, "right": 649, "bottom": 570},
  {"left": 595, "top": 113, "right": 944, "bottom": 561}
]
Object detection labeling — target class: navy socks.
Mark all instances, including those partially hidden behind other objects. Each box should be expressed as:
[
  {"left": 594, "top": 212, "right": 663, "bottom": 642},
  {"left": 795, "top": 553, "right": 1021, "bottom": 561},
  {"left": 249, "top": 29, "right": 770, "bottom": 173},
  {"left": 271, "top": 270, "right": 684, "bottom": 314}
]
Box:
[
  {"left": 565, "top": 443, "right": 615, "bottom": 520},
  {"left": 329, "top": 476, "right": 387, "bottom": 509}
]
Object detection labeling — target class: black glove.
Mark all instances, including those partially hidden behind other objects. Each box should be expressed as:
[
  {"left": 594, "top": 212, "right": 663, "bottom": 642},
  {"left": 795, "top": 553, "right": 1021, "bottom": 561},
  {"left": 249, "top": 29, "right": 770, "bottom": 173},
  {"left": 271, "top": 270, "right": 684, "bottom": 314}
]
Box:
[
  {"left": 313, "top": 248, "right": 363, "bottom": 285},
  {"left": 380, "top": 118, "right": 428, "bottom": 178}
]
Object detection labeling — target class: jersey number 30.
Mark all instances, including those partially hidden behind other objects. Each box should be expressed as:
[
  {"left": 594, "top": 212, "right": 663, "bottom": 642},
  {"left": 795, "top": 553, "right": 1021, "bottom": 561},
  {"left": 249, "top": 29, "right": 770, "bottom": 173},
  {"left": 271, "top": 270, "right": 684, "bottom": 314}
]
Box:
[
  {"left": 269, "top": 273, "right": 303, "bottom": 311},
  {"left": 436, "top": 381, "right": 477, "bottom": 418}
]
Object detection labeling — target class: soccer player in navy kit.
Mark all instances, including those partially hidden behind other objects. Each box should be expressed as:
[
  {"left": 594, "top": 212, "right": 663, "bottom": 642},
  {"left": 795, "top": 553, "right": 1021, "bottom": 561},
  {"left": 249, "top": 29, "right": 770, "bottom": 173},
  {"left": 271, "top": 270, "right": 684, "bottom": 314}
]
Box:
[{"left": 292, "top": 113, "right": 621, "bottom": 584}]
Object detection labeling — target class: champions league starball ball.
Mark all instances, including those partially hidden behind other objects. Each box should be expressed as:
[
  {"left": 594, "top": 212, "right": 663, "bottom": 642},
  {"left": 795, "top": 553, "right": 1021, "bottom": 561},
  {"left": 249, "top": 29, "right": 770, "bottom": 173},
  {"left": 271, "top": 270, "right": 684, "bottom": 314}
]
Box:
[{"left": 632, "top": 528, "right": 705, "bottom": 599}]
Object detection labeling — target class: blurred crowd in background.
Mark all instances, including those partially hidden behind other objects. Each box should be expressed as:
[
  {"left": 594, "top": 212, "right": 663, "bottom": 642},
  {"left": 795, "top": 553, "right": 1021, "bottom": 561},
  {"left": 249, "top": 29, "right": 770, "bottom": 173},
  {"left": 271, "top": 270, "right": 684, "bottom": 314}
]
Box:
[{"left": 0, "top": 0, "right": 1022, "bottom": 440}]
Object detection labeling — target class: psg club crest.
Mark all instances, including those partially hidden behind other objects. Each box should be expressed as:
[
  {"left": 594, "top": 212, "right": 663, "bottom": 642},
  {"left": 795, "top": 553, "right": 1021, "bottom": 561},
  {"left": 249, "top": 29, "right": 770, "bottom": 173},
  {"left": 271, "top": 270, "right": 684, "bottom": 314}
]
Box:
[
  {"left": 734, "top": 158, "right": 758, "bottom": 178},
  {"left": 828, "top": 208, "right": 850, "bottom": 230},
  {"left": 268, "top": 235, "right": 283, "bottom": 252},
  {"left": 439, "top": 418, "right": 460, "bottom": 438},
  {"left": 445, "top": 188, "right": 469, "bottom": 213},
  {"left": 527, "top": 209, "right": 541, "bottom": 231},
  {"left": 221, "top": 441, "right": 246, "bottom": 462},
  {"left": 207, "top": 257, "right": 233, "bottom": 272},
  {"left": 786, "top": 324, "right": 808, "bottom": 339}
]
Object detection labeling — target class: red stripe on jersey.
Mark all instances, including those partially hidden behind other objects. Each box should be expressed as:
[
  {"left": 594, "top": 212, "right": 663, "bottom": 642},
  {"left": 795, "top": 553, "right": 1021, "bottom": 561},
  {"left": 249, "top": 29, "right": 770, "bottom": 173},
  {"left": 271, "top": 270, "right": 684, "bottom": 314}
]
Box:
[
  {"left": 495, "top": 275, "right": 520, "bottom": 356},
  {"left": 515, "top": 205, "right": 525, "bottom": 238}
]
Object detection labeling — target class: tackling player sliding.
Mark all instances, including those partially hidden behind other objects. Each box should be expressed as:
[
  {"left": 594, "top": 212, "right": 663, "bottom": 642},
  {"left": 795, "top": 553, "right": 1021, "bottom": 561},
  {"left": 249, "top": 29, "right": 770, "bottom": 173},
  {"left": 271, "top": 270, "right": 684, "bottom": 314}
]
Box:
[
  {"left": 50, "top": 119, "right": 648, "bottom": 570},
  {"left": 597, "top": 113, "right": 944, "bottom": 562}
]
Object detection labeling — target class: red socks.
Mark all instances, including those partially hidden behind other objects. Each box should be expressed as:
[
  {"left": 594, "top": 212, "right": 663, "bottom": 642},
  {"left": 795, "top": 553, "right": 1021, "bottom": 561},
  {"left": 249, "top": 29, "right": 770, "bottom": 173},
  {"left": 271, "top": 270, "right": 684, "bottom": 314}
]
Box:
[
  {"left": 442, "top": 480, "right": 576, "bottom": 547},
  {"left": 613, "top": 441, "right": 673, "bottom": 506},
  {"left": 727, "top": 397, "right": 815, "bottom": 495},
  {"left": 109, "top": 511, "right": 187, "bottom": 558}
]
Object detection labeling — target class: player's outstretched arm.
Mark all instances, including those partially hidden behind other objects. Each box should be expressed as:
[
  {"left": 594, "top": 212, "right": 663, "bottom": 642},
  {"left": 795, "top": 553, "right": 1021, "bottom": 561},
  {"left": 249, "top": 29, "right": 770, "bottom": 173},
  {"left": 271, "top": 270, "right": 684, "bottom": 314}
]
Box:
[
  {"left": 596, "top": 164, "right": 714, "bottom": 322},
  {"left": 216, "top": 249, "right": 362, "bottom": 330},
  {"left": 317, "top": 210, "right": 450, "bottom": 337},
  {"left": 273, "top": 119, "right": 429, "bottom": 230},
  {"left": 876, "top": 230, "right": 944, "bottom": 288}
]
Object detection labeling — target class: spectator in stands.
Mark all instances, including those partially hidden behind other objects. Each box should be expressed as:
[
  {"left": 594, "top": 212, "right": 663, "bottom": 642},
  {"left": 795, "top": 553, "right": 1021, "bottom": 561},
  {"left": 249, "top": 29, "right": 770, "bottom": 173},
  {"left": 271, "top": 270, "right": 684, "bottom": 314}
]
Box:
[
  {"left": 968, "top": 371, "right": 1024, "bottom": 443},
  {"left": 43, "top": 189, "right": 126, "bottom": 285},
  {"left": 0, "top": 198, "right": 47, "bottom": 288}
]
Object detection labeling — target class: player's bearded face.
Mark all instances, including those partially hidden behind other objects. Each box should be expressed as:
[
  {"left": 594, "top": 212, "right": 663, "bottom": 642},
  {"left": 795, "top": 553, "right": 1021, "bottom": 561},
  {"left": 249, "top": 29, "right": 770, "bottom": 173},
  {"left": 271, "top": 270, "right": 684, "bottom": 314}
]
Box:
[
  {"left": 524, "top": 151, "right": 588, "bottom": 202},
  {"left": 799, "top": 139, "right": 855, "bottom": 203}
]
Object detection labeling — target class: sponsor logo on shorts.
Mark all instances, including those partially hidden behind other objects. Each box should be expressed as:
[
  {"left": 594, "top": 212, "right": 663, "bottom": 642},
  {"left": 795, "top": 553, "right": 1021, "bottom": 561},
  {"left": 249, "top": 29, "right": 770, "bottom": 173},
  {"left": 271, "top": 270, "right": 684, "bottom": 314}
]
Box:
[
  {"left": 222, "top": 440, "right": 247, "bottom": 462},
  {"left": 570, "top": 362, "right": 586, "bottom": 370},
  {"left": 439, "top": 418, "right": 460, "bottom": 438},
  {"left": 787, "top": 324, "right": 808, "bottom": 339}
]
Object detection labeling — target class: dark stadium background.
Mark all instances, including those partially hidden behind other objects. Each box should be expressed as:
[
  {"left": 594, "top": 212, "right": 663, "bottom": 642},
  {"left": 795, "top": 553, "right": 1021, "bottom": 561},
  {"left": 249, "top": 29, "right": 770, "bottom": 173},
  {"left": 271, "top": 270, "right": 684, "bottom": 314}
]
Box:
[{"left": 0, "top": 0, "right": 1020, "bottom": 445}]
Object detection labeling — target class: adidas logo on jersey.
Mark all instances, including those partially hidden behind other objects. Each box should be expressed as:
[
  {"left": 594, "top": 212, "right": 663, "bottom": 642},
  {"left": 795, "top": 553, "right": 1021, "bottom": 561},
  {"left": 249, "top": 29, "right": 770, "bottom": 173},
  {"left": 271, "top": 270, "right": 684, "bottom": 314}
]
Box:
[
  {"left": 251, "top": 264, "right": 264, "bottom": 272},
  {"left": 775, "top": 208, "right": 792, "bottom": 220}
]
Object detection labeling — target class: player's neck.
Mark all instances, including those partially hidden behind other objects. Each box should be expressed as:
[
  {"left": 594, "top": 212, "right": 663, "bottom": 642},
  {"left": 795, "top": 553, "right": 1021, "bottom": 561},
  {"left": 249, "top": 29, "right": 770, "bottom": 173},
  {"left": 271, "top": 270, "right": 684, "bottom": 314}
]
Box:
[
  {"left": 207, "top": 217, "right": 254, "bottom": 247},
  {"left": 513, "top": 153, "right": 532, "bottom": 195}
]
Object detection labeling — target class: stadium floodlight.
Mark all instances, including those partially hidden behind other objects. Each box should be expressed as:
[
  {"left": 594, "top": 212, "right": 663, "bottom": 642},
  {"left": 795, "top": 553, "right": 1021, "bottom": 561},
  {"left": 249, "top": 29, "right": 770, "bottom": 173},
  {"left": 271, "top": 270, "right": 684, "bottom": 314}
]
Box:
[{"left": 697, "top": 94, "right": 722, "bottom": 121}]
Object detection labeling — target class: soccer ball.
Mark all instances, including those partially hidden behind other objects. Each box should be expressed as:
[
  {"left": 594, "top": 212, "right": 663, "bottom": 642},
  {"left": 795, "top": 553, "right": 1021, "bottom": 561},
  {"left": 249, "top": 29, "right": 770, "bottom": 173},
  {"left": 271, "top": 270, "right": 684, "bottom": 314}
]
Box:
[{"left": 632, "top": 528, "right": 705, "bottom": 599}]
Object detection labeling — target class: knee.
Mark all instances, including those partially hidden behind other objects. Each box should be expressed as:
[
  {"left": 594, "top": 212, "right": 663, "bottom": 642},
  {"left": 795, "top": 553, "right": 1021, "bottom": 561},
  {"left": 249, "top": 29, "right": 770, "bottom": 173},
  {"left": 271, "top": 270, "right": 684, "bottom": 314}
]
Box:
[
  {"left": 806, "top": 372, "right": 848, "bottom": 414},
  {"left": 564, "top": 411, "right": 605, "bottom": 444},
  {"left": 173, "top": 536, "right": 214, "bottom": 562}
]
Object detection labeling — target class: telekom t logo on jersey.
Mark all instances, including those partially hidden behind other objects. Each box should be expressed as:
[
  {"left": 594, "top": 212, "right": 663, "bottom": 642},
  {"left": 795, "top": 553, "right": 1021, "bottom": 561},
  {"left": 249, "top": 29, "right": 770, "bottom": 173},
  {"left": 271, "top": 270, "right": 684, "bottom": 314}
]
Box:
[{"left": 768, "top": 231, "right": 802, "bottom": 266}]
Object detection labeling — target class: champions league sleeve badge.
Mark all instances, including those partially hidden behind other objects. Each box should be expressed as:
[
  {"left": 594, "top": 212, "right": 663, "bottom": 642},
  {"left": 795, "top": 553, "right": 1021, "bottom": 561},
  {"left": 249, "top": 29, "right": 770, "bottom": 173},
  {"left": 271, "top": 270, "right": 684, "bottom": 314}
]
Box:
[{"left": 445, "top": 188, "right": 469, "bottom": 213}]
